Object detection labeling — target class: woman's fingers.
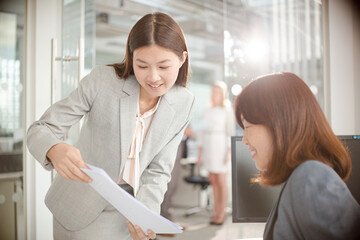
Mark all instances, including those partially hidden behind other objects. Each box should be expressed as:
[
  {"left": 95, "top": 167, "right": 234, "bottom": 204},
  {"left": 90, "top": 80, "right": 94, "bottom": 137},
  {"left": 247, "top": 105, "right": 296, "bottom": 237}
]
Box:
[
  {"left": 134, "top": 225, "right": 147, "bottom": 238},
  {"left": 68, "top": 148, "right": 88, "bottom": 169},
  {"left": 67, "top": 162, "right": 92, "bottom": 182},
  {"left": 47, "top": 143, "right": 92, "bottom": 183},
  {"left": 55, "top": 155, "right": 91, "bottom": 182},
  {"left": 126, "top": 220, "right": 135, "bottom": 235},
  {"left": 55, "top": 167, "right": 71, "bottom": 180},
  {"left": 55, "top": 161, "right": 86, "bottom": 182},
  {"left": 127, "top": 219, "right": 156, "bottom": 240},
  {"left": 127, "top": 220, "right": 141, "bottom": 239},
  {"left": 147, "top": 229, "right": 156, "bottom": 239},
  {"left": 135, "top": 225, "right": 156, "bottom": 240},
  {"left": 68, "top": 153, "right": 92, "bottom": 182}
]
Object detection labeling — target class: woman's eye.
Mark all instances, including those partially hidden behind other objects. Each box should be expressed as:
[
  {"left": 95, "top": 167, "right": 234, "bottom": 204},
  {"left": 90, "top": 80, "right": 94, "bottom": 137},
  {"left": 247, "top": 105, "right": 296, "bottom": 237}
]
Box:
[
  {"left": 159, "top": 66, "right": 170, "bottom": 69},
  {"left": 137, "top": 66, "right": 147, "bottom": 69}
]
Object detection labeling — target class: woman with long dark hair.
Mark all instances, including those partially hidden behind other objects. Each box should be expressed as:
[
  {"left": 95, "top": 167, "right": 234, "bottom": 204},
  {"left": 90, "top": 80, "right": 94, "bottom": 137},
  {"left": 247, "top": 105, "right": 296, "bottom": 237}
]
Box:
[
  {"left": 27, "top": 12, "right": 194, "bottom": 240},
  {"left": 235, "top": 72, "right": 360, "bottom": 239}
]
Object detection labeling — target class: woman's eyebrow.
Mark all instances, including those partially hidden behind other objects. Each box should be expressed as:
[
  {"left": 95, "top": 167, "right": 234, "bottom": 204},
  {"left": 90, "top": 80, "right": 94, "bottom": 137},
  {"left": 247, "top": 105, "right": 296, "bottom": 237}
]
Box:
[{"left": 135, "top": 59, "right": 171, "bottom": 64}]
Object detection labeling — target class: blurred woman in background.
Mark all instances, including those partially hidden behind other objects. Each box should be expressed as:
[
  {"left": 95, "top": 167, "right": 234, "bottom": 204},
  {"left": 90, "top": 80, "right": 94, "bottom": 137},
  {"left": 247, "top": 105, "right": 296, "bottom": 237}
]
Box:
[{"left": 197, "top": 81, "right": 235, "bottom": 225}]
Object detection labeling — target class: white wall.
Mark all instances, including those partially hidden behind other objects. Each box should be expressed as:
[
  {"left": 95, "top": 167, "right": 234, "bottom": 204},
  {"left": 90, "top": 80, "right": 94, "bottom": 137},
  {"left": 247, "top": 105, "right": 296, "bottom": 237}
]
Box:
[
  {"left": 327, "top": 0, "right": 360, "bottom": 135},
  {"left": 25, "top": 0, "right": 61, "bottom": 239}
]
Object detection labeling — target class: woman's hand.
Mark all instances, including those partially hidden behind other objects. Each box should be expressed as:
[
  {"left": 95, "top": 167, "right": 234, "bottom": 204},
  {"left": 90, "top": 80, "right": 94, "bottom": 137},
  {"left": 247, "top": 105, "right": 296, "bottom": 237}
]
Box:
[
  {"left": 46, "top": 143, "right": 92, "bottom": 183},
  {"left": 126, "top": 220, "right": 156, "bottom": 240}
]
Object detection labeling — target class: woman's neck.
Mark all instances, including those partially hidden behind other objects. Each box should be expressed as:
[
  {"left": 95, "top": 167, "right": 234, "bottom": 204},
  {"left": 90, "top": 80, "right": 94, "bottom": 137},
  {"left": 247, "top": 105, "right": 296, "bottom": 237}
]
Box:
[{"left": 139, "top": 88, "right": 160, "bottom": 115}]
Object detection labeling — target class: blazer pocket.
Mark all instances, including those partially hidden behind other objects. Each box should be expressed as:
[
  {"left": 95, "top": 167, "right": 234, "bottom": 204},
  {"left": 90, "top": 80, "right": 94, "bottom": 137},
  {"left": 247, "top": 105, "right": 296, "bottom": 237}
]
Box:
[{"left": 45, "top": 176, "right": 108, "bottom": 231}]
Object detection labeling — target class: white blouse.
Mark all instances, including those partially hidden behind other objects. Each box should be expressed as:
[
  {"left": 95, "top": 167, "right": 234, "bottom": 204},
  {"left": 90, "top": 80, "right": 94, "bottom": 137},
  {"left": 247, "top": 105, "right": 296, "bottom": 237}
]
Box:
[{"left": 121, "top": 97, "right": 161, "bottom": 196}]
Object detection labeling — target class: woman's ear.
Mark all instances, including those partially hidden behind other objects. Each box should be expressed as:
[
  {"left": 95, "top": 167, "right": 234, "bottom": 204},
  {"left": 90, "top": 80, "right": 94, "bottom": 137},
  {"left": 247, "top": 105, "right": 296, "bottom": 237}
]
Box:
[{"left": 179, "top": 51, "right": 188, "bottom": 68}]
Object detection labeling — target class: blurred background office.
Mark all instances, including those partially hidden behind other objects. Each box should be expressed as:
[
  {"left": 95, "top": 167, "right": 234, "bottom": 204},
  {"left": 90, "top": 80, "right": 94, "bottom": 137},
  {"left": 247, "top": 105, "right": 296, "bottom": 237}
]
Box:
[{"left": 0, "top": 0, "right": 359, "bottom": 239}]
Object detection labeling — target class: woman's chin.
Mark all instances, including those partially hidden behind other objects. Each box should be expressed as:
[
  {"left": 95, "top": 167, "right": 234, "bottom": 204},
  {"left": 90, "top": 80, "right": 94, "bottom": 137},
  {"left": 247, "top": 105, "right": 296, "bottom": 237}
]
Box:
[{"left": 255, "top": 163, "right": 267, "bottom": 171}]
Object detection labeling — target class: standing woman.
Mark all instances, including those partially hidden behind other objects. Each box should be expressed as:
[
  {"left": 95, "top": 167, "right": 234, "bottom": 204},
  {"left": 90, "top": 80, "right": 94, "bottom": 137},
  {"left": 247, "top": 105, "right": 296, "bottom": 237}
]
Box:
[
  {"left": 27, "top": 12, "right": 195, "bottom": 240},
  {"left": 197, "top": 81, "right": 235, "bottom": 225},
  {"left": 235, "top": 72, "right": 360, "bottom": 239}
]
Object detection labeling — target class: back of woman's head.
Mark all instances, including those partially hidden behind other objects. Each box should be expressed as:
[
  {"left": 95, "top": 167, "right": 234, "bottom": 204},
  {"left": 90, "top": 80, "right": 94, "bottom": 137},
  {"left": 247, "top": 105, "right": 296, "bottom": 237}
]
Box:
[
  {"left": 234, "top": 72, "right": 351, "bottom": 185},
  {"left": 111, "top": 12, "right": 189, "bottom": 87}
]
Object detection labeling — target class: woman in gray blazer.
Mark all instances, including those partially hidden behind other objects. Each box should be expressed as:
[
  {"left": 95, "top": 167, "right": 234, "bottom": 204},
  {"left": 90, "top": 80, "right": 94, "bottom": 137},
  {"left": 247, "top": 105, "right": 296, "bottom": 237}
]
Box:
[
  {"left": 234, "top": 72, "right": 360, "bottom": 240},
  {"left": 27, "top": 12, "right": 194, "bottom": 240}
]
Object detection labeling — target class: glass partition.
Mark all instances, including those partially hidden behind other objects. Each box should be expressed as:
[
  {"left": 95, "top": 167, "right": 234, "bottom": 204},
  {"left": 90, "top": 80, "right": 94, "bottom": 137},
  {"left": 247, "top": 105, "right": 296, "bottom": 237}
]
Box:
[
  {"left": 223, "top": 0, "right": 324, "bottom": 108},
  {"left": 61, "top": 0, "right": 95, "bottom": 145},
  {"left": 0, "top": 0, "right": 26, "bottom": 239}
]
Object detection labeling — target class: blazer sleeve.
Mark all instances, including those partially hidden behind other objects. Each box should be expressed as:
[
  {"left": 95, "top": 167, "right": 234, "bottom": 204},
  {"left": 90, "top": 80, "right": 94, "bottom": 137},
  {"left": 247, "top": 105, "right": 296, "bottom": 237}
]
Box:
[
  {"left": 26, "top": 66, "right": 102, "bottom": 170},
  {"left": 275, "top": 161, "right": 360, "bottom": 240},
  {"left": 136, "top": 97, "right": 195, "bottom": 213}
]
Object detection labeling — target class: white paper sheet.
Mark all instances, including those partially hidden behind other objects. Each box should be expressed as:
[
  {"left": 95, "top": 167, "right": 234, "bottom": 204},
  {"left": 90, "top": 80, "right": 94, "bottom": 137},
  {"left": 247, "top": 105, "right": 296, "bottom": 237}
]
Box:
[{"left": 81, "top": 164, "right": 183, "bottom": 234}]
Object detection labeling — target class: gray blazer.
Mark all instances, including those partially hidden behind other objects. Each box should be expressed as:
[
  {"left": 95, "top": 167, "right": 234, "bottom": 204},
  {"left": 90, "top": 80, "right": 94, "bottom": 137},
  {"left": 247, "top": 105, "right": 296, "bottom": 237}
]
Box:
[
  {"left": 264, "top": 160, "right": 360, "bottom": 240},
  {"left": 27, "top": 66, "right": 195, "bottom": 231}
]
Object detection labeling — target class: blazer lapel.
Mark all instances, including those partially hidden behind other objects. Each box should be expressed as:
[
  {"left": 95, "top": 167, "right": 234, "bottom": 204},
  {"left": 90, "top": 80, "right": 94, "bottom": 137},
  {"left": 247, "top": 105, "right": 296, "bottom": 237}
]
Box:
[
  {"left": 119, "top": 77, "right": 139, "bottom": 178},
  {"left": 139, "top": 88, "right": 176, "bottom": 172},
  {"left": 263, "top": 182, "right": 287, "bottom": 239}
]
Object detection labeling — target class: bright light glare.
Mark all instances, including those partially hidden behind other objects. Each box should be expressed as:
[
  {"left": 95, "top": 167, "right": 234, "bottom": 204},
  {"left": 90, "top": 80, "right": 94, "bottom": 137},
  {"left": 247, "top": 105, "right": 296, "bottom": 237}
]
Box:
[
  {"left": 231, "top": 84, "right": 242, "bottom": 96},
  {"left": 245, "top": 39, "right": 269, "bottom": 61},
  {"left": 310, "top": 85, "right": 318, "bottom": 95}
]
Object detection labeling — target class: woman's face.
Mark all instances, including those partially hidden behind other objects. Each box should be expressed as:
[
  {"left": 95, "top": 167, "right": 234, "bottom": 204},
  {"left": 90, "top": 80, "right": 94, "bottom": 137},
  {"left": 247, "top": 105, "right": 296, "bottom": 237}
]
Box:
[
  {"left": 211, "top": 86, "right": 223, "bottom": 106},
  {"left": 241, "top": 116, "right": 273, "bottom": 171},
  {"left": 133, "top": 44, "right": 187, "bottom": 99}
]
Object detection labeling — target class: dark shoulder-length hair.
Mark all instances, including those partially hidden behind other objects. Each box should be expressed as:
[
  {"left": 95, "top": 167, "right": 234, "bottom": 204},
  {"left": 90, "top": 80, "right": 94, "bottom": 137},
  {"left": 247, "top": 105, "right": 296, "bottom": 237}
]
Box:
[
  {"left": 234, "top": 72, "right": 351, "bottom": 186},
  {"left": 108, "top": 12, "right": 189, "bottom": 87}
]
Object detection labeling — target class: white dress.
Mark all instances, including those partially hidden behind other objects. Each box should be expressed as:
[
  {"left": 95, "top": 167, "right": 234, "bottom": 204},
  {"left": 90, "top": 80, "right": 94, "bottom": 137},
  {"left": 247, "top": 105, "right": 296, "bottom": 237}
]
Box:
[{"left": 198, "top": 106, "right": 235, "bottom": 173}]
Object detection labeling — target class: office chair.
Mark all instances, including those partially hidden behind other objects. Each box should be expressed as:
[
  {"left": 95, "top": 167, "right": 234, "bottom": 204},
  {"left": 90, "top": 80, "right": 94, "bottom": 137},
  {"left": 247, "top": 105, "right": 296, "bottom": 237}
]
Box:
[{"left": 182, "top": 159, "right": 211, "bottom": 216}]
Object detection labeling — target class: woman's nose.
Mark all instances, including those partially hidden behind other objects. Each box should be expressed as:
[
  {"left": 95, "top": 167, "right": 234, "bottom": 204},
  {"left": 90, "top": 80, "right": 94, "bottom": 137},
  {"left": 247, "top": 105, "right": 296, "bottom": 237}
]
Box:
[
  {"left": 149, "top": 68, "right": 161, "bottom": 82},
  {"left": 242, "top": 132, "right": 248, "bottom": 145}
]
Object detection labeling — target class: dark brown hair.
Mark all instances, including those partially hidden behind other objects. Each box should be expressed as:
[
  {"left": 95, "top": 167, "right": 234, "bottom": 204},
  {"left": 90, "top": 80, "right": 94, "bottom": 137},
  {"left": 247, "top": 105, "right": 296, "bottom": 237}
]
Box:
[
  {"left": 109, "top": 12, "right": 189, "bottom": 87},
  {"left": 234, "top": 72, "right": 351, "bottom": 185}
]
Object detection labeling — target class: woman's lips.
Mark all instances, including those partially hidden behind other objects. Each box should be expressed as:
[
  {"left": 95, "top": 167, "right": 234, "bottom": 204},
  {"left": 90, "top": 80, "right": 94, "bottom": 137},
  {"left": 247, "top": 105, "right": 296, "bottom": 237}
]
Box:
[{"left": 147, "top": 83, "right": 163, "bottom": 89}]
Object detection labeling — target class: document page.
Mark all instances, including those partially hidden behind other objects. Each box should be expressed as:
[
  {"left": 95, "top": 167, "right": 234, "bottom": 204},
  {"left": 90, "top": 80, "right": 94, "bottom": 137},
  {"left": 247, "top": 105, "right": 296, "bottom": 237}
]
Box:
[{"left": 81, "top": 164, "right": 183, "bottom": 234}]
